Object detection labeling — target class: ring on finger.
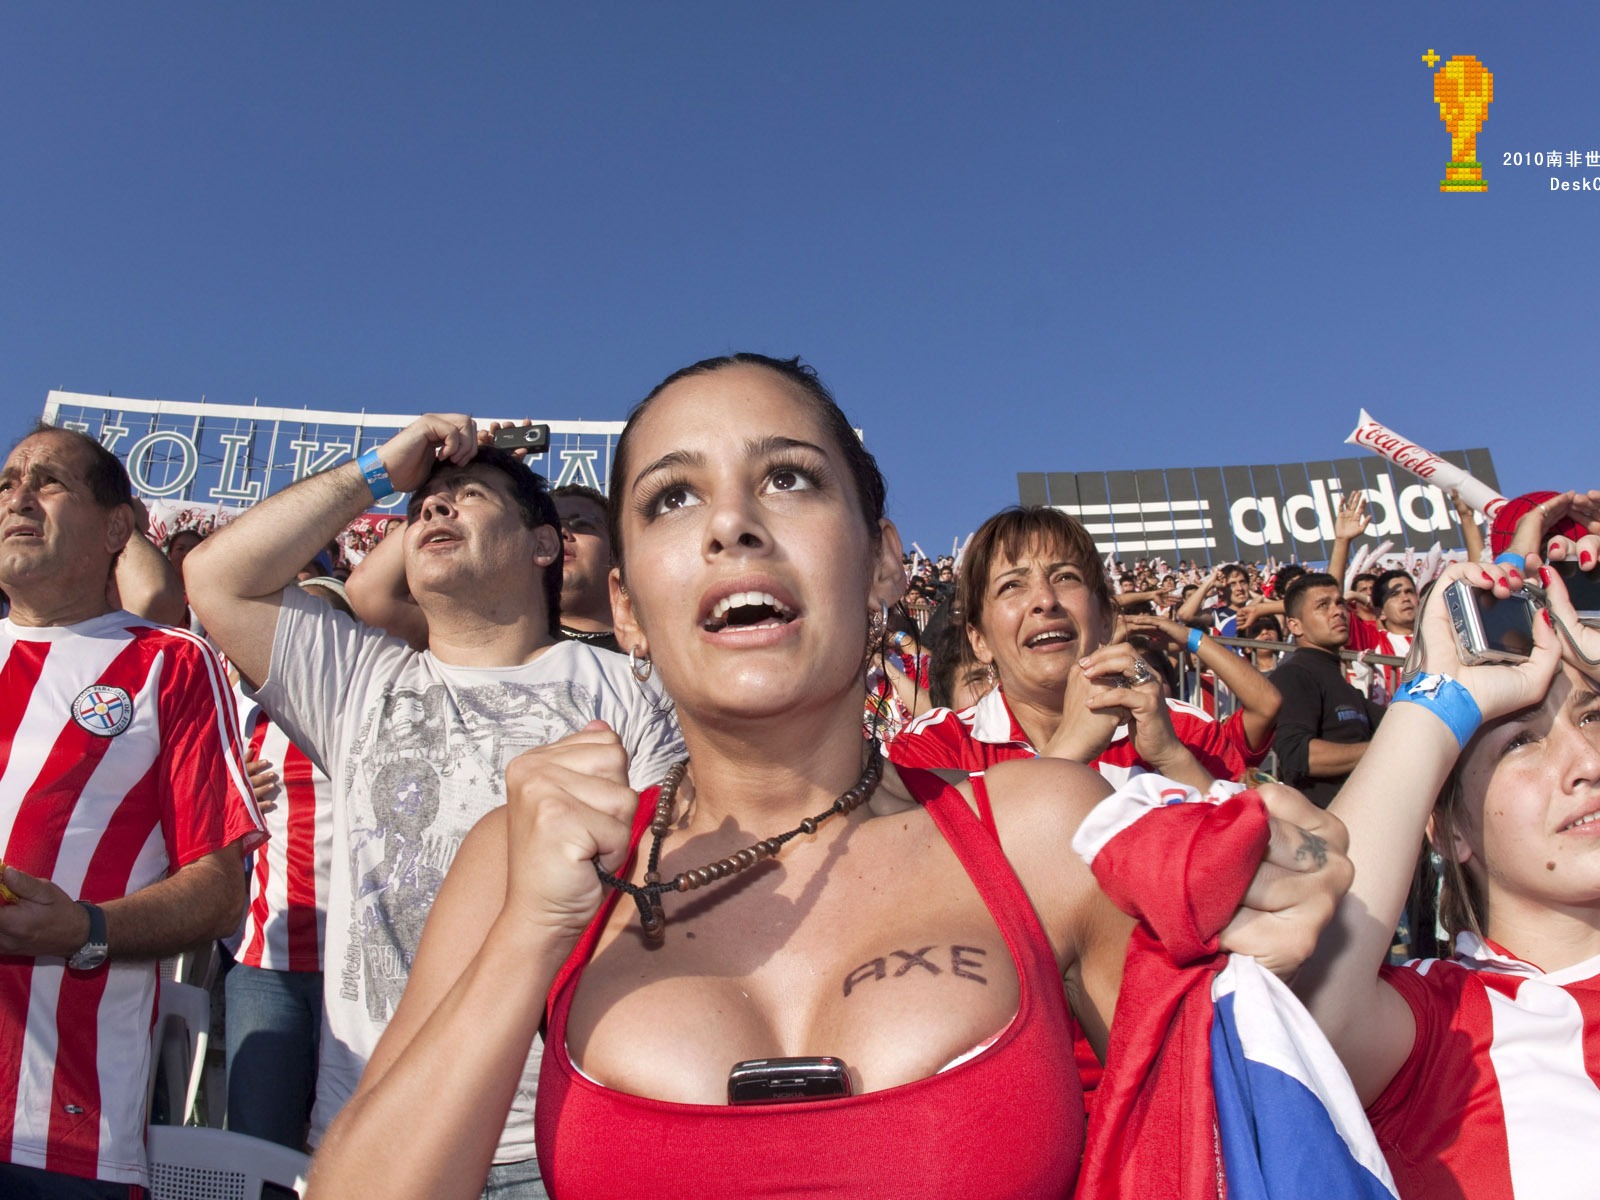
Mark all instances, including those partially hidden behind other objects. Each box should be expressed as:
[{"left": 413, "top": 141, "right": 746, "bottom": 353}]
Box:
[{"left": 1127, "top": 659, "right": 1156, "bottom": 688}]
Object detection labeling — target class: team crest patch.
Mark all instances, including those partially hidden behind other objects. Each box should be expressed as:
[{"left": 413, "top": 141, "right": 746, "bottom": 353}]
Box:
[{"left": 72, "top": 685, "right": 133, "bottom": 737}]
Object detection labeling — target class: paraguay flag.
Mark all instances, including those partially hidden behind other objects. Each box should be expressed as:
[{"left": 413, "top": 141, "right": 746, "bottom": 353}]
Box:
[
  {"left": 1073, "top": 774, "right": 1398, "bottom": 1199},
  {"left": 1211, "top": 955, "right": 1397, "bottom": 1199}
]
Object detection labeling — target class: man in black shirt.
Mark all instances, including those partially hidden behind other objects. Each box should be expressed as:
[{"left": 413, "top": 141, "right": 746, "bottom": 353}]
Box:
[{"left": 1270, "top": 572, "right": 1384, "bottom": 808}]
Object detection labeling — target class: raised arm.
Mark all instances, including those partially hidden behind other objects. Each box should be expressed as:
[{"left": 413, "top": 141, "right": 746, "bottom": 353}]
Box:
[
  {"left": 186, "top": 414, "right": 477, "bottom": 685},
  {"left": 1125, "top": 613, "right": 1282, "bottom": 752},
  {"left": 1113, "top": 588, "right": 1166, "bottom": 610},
  {"left": 308, "top": 724, "right": 639, "bottom": 1200},
  {"left": 343, "top": 520, "right": 429, "bottom": 648},
  {"left": 1327, "top": 492, "right": 1369, "bottom": 587},
  {"left": 1294, "top": 559, "right": 1562, "bottom": 1104},
  {"left": 880, "top": 652, "right": 934, "bottom": 721},
  {"left": 110, "top": 499, "right": 187, "bottom": 626},
  {"left": 1175, "top": 569, "right": 1221, "bottom": 626},
  {"left": 1450, "top": 491, "right": 1487, "bottom": 562}
]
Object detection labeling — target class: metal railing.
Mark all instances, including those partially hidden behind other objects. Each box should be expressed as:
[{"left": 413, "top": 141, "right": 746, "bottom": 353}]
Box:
[{"left": 1176, "top": 637, "right": 1403, "bottom": 719}]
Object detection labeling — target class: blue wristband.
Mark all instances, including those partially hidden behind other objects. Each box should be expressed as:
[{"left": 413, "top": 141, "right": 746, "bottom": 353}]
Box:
[
  {"left": 1494, "top": 551, "right": 1526, "bottom": 572},
  {"left": 1186, "top": 627, "right": 1204, "bottom": 654},
  {"left": 1391, "top": 672, "right": 1483, "bottom": 749},
  {"left": 357, "top": 448, "right": 394, "bottom": 501}
]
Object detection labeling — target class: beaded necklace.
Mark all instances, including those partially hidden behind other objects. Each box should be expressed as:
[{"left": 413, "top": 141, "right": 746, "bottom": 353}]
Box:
[{"left": 594, "top": 742, "right": 884, "bottom": 943}]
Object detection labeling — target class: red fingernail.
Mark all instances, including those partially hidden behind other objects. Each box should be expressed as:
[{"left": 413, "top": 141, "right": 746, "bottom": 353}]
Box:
[
  {"left": 1584, "top": 552, "right": 1595, "bottom": 569},
  {"left": 1480, "top": 571, "right": 1494, "bottom": 584},
  {"left": 1543, "top": 609, "right": 1554, "bottom": 628},
  {"left": 1541, "top": 566, "right": 1553, "bottom": 587}
]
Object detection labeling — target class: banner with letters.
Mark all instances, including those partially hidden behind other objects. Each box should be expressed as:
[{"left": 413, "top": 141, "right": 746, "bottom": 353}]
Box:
[
  {"left": 1017, "top": 448, "right": 1500, "bottom": 564},
  {"left": 40, "top": 391, "right": 625, "bottom": 512}
]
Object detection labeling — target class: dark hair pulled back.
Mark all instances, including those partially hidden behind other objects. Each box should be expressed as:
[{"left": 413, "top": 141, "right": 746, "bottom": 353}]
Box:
[{"left": 606, "top": 354, "right": 886, "bottom": 576}]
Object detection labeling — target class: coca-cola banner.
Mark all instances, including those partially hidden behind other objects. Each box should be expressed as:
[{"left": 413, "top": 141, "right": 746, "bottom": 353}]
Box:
[{"left": 1017, "top": 448, "right": 1499, "bottom": 564}]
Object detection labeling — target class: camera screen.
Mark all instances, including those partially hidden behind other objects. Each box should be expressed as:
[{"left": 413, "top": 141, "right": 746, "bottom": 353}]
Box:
[
  {"left": 1477, "top": 591, "right": 1537, "bottom": 658},
  {"left": 1554, "top": 562, "right": 1600, "bottom": 621}
]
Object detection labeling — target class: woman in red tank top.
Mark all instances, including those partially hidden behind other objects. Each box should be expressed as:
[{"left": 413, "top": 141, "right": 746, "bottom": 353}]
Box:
[{"left": 308, "top": 355, "right": 1348, "bottom": 1199}]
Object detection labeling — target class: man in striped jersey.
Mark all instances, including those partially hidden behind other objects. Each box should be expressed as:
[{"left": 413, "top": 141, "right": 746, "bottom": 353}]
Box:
[
  {"left": 0, "top": 425, "right": 265, "bottom": 1199},
  {"left": 224, "top": 626, "right": 338, "bottom": 1152}
]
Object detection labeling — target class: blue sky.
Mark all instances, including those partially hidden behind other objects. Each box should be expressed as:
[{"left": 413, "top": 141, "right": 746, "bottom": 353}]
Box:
[{"left": 2, "top": 3, "right": 1594, "bottom": 553}]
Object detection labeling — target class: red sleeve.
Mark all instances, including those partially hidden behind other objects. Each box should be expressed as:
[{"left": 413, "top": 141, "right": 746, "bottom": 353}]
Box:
[
  {"left": 1346, "top": 615, "right": 1384, "bottom": 653},
  {"left": 889, "top": 710, "right": 998, "bottom": 774},
  {"left": 1368, "top": 963, "right": 1505, "bottom": 1196},
  {"left": 1220, "top": 709, "right": 1273, "bottom": 768},
  {"left": 153, "top": 630, "right": 267, "bottom": 868},
  {"left": 1168, "top": 705, "right": 1246, "bottom": 782},
  {"left": 1368, "top": 963, "right": 1465, "bottom": 1127}
]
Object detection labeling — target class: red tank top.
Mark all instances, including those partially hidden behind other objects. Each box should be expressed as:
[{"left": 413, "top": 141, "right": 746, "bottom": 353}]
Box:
[{"left": 535, "top": 768, "right": 1084, "bottom": 1198}]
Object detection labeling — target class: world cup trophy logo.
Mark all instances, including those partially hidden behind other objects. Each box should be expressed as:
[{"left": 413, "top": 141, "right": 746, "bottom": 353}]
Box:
[{"left": 1434, "top": 54, "right": 1493, "bottom": 192}]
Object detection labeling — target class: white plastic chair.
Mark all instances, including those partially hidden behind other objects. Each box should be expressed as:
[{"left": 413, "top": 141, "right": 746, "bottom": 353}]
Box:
[
  {"left": 149, "top": 980, "right": 211, "bottom": 1127},
  {"left": 146, "top": 1124, "right": 310, "bottom": 1199},
  {"left": 159, "top": 941, "right": 221, "bottom": 990}
]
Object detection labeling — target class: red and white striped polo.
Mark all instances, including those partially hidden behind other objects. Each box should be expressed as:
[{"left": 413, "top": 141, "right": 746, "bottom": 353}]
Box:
[
  {"left": 888, "top": 684, "right": 1248, "bottom": 784},
  {"left": 231, "top": 690, "right": 332, "bottom": 972},
  {"left": 1372, "top": 933, "right": 1600, "bottom": 1199},
  {"left": 0, "top": 612, "right": 264, "bottom": 1186}
]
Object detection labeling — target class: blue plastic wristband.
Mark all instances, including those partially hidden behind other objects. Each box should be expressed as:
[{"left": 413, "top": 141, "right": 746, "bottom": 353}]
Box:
[
  {"left": 1493, "top": 551, "right": 1526, "bottom": 572},
  {"left": 1391, "top": 673, "right": 1483, "bottom": 749},
  {"left": 357, "top": 448, "right": 395, "bottom": 501},
  {"left": 1186, "top": 627, "right": 1204, "bottom": 654}
]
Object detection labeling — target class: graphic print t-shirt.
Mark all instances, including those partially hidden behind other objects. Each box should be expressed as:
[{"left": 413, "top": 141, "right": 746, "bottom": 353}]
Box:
[{"left": 254, "top": 587, "right": 685, "bottom": 1162}]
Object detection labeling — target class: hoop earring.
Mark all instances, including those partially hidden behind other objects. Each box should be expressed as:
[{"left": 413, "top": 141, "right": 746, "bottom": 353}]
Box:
[
  {"left": 629, "top": 645, "right": 653, "bottom": 683},
  {"left": 865, "top": 602, "right": 888, "bottom": 668}
]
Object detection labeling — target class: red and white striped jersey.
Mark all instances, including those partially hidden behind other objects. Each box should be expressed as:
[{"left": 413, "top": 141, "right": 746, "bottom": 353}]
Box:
[
  {"left": 231, "top": 688, "right": 333, "bottom": 972},
  {"left": 888, "top": 685, "right": 1248, "bottom": 785},
  {"left": 0, "top": 612, "right": 264, "bottom": 1186},
  {"left": 1372, "top": 934, "right": 1600, "bottom": 1200},
  {"left": 1345, "top": 617, "right": 1410, "bottom": 704}
]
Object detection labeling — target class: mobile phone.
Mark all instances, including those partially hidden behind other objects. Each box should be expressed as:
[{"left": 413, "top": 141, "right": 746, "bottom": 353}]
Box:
[
  {"left": 490, "top": 424, "right": 550, "bottom": 453},
  {"left": 727, "top": 1057, "right": 853, "bottom": 1105},
  {"left": 1552, "top": 561, "right": 1600, "bottom": 627},
  {"left": 1443, "top": 579, "right": 1537, "bottom": 664}
]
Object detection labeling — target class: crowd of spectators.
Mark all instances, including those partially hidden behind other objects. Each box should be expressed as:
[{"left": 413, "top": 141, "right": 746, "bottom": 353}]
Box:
[{"left": 4, "top": 387, "right": 1598, "bottom": 1200}]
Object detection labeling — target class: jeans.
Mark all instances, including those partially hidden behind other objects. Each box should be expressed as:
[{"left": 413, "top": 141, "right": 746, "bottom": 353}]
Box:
[
  {"left": 483, "top": 1157, "right": 548, "bottom": 1200},
  {"left": 0, "top": 1162, "right": 144, "bottom": 1199},
  {"left": 224, "top": 963, "right": 323, "bottom": 1150}
]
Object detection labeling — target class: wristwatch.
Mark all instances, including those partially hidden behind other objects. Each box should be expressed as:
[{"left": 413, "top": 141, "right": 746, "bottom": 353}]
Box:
[{"left": 67, "top": 902, "right": 109, "bottom": 971}]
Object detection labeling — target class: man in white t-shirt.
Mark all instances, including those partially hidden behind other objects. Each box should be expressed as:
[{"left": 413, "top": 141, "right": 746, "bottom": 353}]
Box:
[
  {"left": 0, "top": 424, "right": 262, "bottom": 1198},
  {"left": 188, "top": 414, "right": 683, "bottom": 1200}
]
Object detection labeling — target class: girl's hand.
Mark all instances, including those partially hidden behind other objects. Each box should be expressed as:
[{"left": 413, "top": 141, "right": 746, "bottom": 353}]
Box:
[
  {"left": 1507, "top": 490, "right": 1600, "bottom": 566},
  {"left": 501, "top": 721, "right": 640, "bottom": 942},
  {"left": 1408, "top": 559, "right": 1561, "bottom": 724},
  {"left": 1533, "top": 557, "right": 1600, "bottom": 682}
]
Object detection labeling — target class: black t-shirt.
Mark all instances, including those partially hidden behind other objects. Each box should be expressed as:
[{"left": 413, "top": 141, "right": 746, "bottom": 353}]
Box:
[{"left": 1269, "top": 646, "right": 1385, "bottom": 808}]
